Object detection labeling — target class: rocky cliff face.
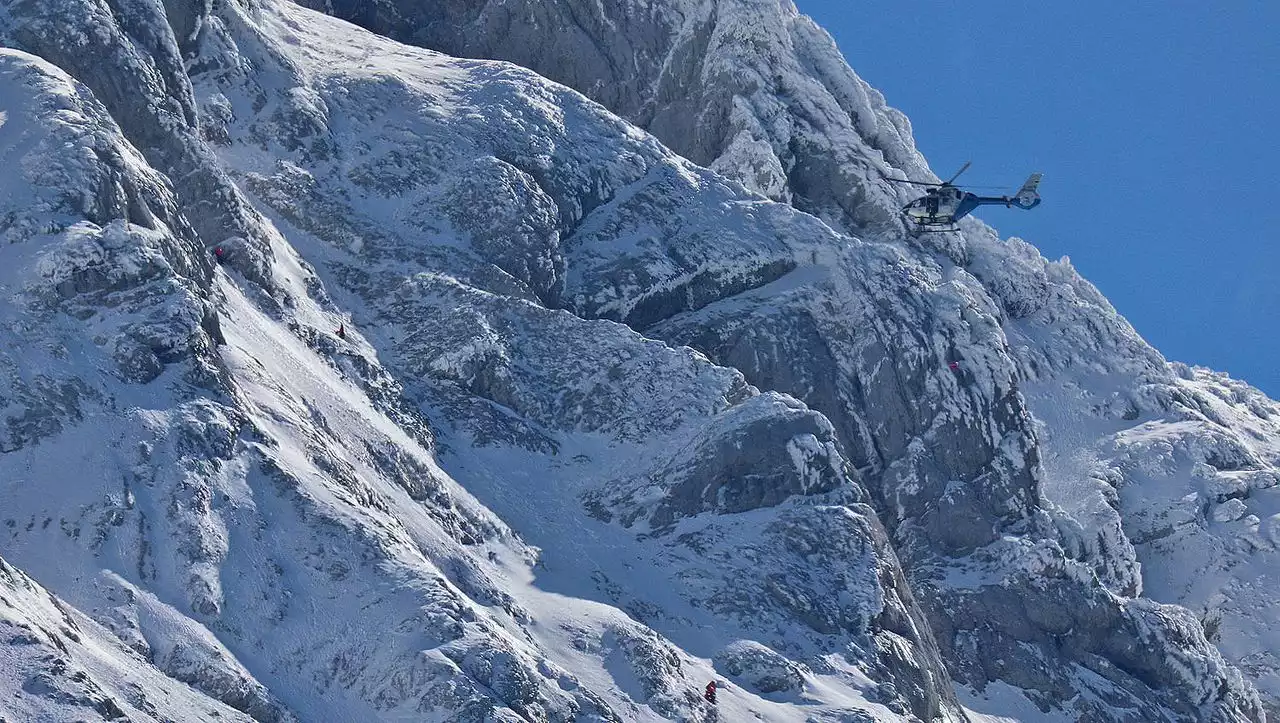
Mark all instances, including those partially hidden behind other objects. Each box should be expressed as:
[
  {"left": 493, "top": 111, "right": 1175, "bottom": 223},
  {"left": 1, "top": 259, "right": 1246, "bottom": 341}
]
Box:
[
  {"left": 0, "top": 554, "right": 259, "bottom": 722},
  {"left": 296, "top": 0, "right": 1280, "bottom": 718},
  {"left": 298, "top": 0, "right": 921, "bottom": 231},
  {"left": 0, "top": 0, "right": 1275, "bottom": 721}
]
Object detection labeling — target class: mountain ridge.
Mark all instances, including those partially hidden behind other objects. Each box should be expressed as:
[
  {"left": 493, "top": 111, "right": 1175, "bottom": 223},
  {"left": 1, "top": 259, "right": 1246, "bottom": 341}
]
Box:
[{"left": 0, "top": 0, "right": 1275, "bottom": 721}]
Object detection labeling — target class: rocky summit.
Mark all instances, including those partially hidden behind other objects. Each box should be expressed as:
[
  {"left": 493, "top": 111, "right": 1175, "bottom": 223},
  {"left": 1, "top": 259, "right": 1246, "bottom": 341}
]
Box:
[{"left": 0, "top": 1, "right": 1276, "bottom": 721}]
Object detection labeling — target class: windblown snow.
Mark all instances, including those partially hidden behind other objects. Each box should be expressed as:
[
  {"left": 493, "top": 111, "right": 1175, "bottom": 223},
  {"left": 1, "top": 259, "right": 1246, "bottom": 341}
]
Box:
[{"left": 0, "top": 1, "right": 1275, "bottom": 722}]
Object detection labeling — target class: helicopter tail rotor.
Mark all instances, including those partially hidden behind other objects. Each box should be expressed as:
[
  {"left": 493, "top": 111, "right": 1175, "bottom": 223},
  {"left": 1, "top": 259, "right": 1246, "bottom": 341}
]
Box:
[{"left": 1013, "top": 172, "right": 1042, "bottom": 209}]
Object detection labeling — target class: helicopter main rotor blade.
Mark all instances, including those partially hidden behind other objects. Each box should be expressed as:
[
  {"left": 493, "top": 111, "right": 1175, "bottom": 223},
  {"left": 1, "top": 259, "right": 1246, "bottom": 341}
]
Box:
[
  {"left": 882, "top": 175, "right": 941, "bottom": 187},
  {"left": 943, "top": 160, "right": 972, "bottom": 185}
]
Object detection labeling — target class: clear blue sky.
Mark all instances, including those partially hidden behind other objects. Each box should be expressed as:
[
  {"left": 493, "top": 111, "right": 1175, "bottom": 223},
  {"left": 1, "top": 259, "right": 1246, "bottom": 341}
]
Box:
[{"left": 797, "top": 1, "right": 1279, "bottom": 397}]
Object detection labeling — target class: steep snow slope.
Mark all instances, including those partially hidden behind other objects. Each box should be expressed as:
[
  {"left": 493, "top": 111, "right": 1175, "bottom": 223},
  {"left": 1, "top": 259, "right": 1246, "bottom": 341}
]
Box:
[
  {"left": 0, "top": 0, "right": 1275, "bottom": 722},
  {"left": 0, "top": 2, "right": 961, "bottom": 722},
  {"left": 0, "top": 47, "right": 286, "bottom": 721},
  {"left": 298, "top": 0, "right": 923, "bottom": 233},
  {"left": 187, "top": 3, "right": 969, "bottom": 718},
  {"left": 304, "top": 0, "right": 1280, "bottom": 717},
  {"left": 206, "top": 3, "right": 1271, "bottom": 719},
  {"left": 0, "top": 555, "right": 256, "bottom": 723},
  {"left": 0, "top": 40, "right": 687, "bottom": 723},
  {"left": 1003, "top": 274, "right": 1280, "bottom": 716},
  {"left": 963, "top": 231, "right": 1280, "bottom": 718}
]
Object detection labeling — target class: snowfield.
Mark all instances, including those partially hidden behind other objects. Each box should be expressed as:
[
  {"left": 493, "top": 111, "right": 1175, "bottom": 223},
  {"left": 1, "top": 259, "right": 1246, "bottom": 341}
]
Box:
[{"left": 0, "top": 0, "right": 1275, "bottom": 721}]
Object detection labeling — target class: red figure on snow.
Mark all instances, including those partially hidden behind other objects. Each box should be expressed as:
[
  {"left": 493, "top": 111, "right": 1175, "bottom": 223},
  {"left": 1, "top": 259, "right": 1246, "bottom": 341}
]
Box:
[
  {"left": 948, "top": 360, "right": 960, "bottom": 371},
  {"left": 336, "top": 323, "right": 346, "bottom": 340},
  {"left": 704, "top": 680, "right": 717, "bottom": 705}
]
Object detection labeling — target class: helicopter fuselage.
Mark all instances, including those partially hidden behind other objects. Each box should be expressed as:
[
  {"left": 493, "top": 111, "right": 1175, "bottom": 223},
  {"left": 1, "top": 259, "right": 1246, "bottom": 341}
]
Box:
[
  {"left": 902, "top": 181, "right": 1041, "bottom": 229},
  {"left": 891, "top": 167, "right": 1042, "bottom": 230},
  {"left": 903, "top": 186, "right": 964, "bottom": 226}
]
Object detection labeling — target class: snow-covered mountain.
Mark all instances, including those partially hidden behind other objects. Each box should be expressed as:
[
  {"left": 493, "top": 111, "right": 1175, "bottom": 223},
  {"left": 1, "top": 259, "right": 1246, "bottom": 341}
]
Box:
[{"left": 0, "top": 0, "right": 1275, "bottom": 721}]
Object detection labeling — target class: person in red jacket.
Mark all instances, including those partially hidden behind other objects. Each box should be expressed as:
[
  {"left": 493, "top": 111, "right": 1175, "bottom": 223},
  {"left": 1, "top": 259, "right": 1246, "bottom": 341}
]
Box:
[{"left": 704, "top": 680, "right": 716, "bottom": 705}]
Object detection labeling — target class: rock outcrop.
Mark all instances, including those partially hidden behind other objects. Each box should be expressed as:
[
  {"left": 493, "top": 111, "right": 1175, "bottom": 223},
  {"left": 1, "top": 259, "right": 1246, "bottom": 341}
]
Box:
[{"left": 0, "top": 0, "right": 1273, "bottom": 720}]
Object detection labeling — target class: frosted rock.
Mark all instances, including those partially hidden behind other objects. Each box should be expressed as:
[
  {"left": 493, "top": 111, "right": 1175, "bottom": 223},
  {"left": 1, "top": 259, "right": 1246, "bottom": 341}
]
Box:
[
  {"left": 715, "top": 640, "right": 805, "bottom": 695},
  {"left": 1213, "top": 498, "right": 1249, "bottom": 523},
  {"left": 0, "top": 0, "right": 1275, "bottom": 720}
]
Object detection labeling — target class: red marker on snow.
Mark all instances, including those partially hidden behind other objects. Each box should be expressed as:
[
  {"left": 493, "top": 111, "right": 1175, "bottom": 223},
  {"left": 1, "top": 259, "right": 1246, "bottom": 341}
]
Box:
[{"left": 948, "top": 361, "right": 960, "bottom": 371}]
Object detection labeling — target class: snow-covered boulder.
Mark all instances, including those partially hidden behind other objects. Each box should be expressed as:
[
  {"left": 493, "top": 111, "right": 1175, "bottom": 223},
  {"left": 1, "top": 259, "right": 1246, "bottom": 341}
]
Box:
[{"left": 715, "top": 640, "right": 806, "bottom": 696}]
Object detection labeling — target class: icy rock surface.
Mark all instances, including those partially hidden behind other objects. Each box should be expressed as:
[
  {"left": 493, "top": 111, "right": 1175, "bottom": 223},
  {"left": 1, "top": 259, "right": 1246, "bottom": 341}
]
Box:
[
  {"left": 303, "top": 0, "right": 1280, "bottom": 719},
  {"left": 0, "top": 0, "right": 1275, "bottom": 721},
  {"left": 715, "top": 640, "right": 806, "bottom": 695},
  {"left": 298, "top": 0, "right": 922, "bottom": 233},
  {"left": 0, "top": 555, "right": 258, "bottom": 723},
  {"left": 0, "top": 2, "right": 955, "bottom": 721}
]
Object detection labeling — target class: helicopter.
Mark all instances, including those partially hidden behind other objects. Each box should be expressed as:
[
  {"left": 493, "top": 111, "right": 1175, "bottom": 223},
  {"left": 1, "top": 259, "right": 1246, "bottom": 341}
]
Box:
[{"left": 885, "top": 161, "right": 1042, "bottom": 232}]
